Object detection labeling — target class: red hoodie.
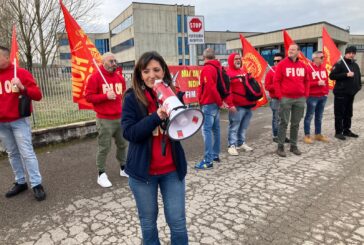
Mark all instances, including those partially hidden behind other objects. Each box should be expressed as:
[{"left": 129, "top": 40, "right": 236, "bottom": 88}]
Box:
[
  {"left": 0, "top": 64, "right": 42, "bottom": 122},
  {"left": 197, "top": 59, "right": 224, "bottom": 107},
  {"left": 225, "top": 53, "right": 256, "bottom": 108},
  {"left": 273, "top": 57, "right": 310, "bottom": 99},
  {"left": 307, "top": 62, "right": 329, "bottom": 97},
  {"left": 264, "top": 66, "right": 278, "bottom": 99},
  {"left": 85, "top": 65, "right": 126, "bottom": 120},
  {"left": 145, "top": 89, "right": 176, "bottom": 176}
]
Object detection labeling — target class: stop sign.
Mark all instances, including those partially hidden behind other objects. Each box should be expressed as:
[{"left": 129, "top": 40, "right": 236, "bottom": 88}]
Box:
[{"left": 189, "top": 18, "right": 202, "bottom": 32}]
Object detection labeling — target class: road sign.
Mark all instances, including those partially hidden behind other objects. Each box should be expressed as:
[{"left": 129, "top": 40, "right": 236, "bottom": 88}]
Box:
[{"left": 187, "top": 16, "right": 205, "bottom": 44}]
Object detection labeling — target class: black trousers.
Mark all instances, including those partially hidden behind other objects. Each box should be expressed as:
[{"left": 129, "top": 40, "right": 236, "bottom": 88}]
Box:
[{"left": 334, "top": 94, "right": 355, "bottom": 134}]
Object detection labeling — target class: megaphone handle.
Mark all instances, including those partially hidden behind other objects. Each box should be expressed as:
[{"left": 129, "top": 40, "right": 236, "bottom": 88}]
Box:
[{"left": 161, "top": 131, "right": 167, "bottom": 156}]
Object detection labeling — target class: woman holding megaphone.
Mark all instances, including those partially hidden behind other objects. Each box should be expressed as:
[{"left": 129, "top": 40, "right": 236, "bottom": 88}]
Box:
[{"left": 121, "top": 51, "right": 189, "bottom": 245}]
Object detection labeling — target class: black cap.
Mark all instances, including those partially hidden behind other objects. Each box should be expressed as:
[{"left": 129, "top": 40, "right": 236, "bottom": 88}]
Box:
[{"left": 345, "top": 46, "right": 357, "bottom": 54}]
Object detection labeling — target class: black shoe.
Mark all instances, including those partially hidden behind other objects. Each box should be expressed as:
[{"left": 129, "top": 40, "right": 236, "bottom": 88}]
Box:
[
  {"left": 290, "top": 146, "right": 302, "bottom": 155},
  {"left": 335, "top": 134, "right": 346, "bottom": 140},
  {"left": 5, "top": 183, "right": 28, "bottom": 198},
  {"left": 277, "top": 145, "right": 286, "bottom": 157},
  {"left": 213, "top": 157, "right": 221, "bottom": 163},
  {"left": 343, "top": 131, "right": 359, "bottom": 138},
  {"left": 33, "top": 184, "right": 46, "bottom": 201},
  {"left": 273, "top": 137, "right": 279, "bottom": 143},
  {"left": 285, "top": 138, "right": 290, "bottom": 143}
]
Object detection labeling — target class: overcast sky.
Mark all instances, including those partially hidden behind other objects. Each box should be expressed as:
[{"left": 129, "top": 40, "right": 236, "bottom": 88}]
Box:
[{"left": 82, "top": 0, "right": 364, "bottom": 34}]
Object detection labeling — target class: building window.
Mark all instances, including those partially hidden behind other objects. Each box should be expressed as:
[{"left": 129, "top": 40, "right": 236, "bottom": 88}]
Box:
[
  {"left": 196, "top": 43, "right": 232, "bottom": 56},
  {"left": 185, "top": 59, "right": 190, "bottom": 65},
  {"left": 351, "top": 44, "right": 364, "bottom": 51},
  {"left": 60, "top": 52, "right": 71, "bottom": 60},
  {"left": 299, "top": 43, "right": 316, "bottom": 60},
  {"left": 184, "top": 37, "right": 189, "bottom": 55},
  {"left": 177, "top": 15, "right": 182, "bottom": 33},
  {"left": 260, "top": 47, "right": 280, "bottom": 65},
  {"left": 184, "top": 15, "right": 187, "bottom": 33},
  {"left": 111, "top": 15, "right": 133, "bottom": 35},
  {"left": 178, "top": 37, "right": 183, "bottom": 55},
  {"left": 95, "top": 39, "right": 110, "bottom": 55},
  {"left": 179, "top": 59, "right": 183, "bottom": 65},
  {"left": 59, "top": 39, "right": 69, "bottom": 46},
  {"left": 111, "top": 38, "right": 134, "bottom": 53}
]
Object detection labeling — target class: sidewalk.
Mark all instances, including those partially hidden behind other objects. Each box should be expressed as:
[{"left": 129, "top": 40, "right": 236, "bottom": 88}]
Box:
[{"left": 1, "top": 96, "right": 364, "bottom": 244}]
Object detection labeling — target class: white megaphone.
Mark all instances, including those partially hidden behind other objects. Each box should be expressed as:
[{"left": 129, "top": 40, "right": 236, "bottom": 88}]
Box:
[{"left": 153, "top": 80, "right": 204, "bottom": 141}]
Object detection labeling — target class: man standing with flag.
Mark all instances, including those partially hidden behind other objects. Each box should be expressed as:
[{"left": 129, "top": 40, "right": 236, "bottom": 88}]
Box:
[
  {"left": 303, "top": 51, "right": 330, "bottom": 144},
  {"left": 274, "top": 44, "right": 309, "bottom": 157},
  {"left": 85, "top": 52, "right": 128, "bottom": 188},
  {"left": 265, "top": 52, "right": 287, "bottom": 143},
  {"left": 0, "top": 46, "right": 46, "bottom": 201},
  {"left": 329, "top": 46, "right": 362, "bottom": 140}
]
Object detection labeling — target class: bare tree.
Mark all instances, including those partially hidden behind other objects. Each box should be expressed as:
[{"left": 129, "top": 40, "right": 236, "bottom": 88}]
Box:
[{"left": 1, "top": 0, "right": 99, "bottom": 69}]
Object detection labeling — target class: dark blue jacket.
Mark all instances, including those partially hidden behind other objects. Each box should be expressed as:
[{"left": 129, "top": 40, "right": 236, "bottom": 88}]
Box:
[{"left": 121, "top": 88, "right": 188, "bottom": 182}]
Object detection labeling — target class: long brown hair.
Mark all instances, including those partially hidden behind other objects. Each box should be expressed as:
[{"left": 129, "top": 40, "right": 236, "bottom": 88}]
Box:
[{"left": 132, "top": 51, "right": 175, "bottom": 107}]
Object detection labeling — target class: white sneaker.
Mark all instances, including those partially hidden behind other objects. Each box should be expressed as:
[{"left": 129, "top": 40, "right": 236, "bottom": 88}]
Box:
[
  {"left": 228, "top": 145, "right": 239, "bottom": 156},
  {"left": 120, "top": 169, "right": 129, "bottom": 178},
  {"left": 97, "top": 173, "right": 112, "bottom": 188},
  {"left": 239, "top": 143, "right": 253, "bottom": 151}
]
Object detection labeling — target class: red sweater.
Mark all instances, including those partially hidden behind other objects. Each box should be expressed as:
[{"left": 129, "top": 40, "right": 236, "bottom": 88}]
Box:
[
  {"left": 225, "top": 53, "right": 256, "bottom": 108},
  {"left": 85, "top": 65, "right": 126, "bottom": 120},
  {"left": 273, "top": 57, "right": 310, "bottom": 99},
  {"left": 0, "top": 64, "right": 42, "bottom": 122},
  {"left": 197, "top": 59, "right": 224, "bottom": 107},
  {"left": 264, "top": 66, "right": 278, "bottom": 99},
  {"left": 307, "top": 63, "right": 329, "bottom": 97},
  {"left": 145, "top": 89, "right": 176, "bottom": 175}
]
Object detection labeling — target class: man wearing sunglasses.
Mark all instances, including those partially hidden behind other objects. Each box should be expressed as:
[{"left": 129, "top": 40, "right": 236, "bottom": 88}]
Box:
[
  {"left": 303, "top": 51, "right": 330, "bottom": 144},
  {"left": 85, "top": 52, "right": 128, "bottom": 188},
  {"left": 265, "top": 52, "right": 289, "bottom": 143},
  {"left": 329, "top": 46, "right": 362, "bottom": 140}
]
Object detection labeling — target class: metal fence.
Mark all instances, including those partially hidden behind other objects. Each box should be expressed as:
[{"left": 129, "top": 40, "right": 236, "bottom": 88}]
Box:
[{"left": 30, "top": 67, "right": 133, "bottom": 129}]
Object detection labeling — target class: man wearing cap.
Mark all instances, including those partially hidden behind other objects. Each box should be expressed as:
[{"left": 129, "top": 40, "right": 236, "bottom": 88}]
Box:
[{"left": 329, "top": 46, "right": 362, "bottom": 140}]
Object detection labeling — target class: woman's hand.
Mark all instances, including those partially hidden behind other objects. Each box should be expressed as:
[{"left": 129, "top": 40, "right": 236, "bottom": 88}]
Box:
[{"left": 157, "top": 107, "right": 168, "bottom": 120}]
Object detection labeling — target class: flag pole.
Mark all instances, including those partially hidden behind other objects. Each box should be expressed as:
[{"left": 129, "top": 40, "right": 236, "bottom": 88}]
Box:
[
  {"left": 92, "top": 58, "right": 110, "bottom": 89},
  {"left": 340, "top": 56, "right": 352, "bottom": 73},
  {"left": 267, "top": 64, "right": 275, "bottom": 72},
  {"left": 307, "top": 61, "right": 324, "bottom": 83}
]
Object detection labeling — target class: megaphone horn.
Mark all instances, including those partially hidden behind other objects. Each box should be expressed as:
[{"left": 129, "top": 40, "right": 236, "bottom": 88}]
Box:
[{"left": 153, "top": 80, "right": 204, "bottom": 141}]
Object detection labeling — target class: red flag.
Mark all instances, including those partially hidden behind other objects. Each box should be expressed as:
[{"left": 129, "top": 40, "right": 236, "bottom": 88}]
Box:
[
  {"left": 60, "top": 0, "right": 102, "bottom": 110},
  {"left": 240, "top": 34, "right": 268, "bottom": 108},
  {"left": 283, "top": 30, "right": 310, "bottom": 66},
  {"left": 322, "top": 27, "right": 341, "bottom": 89},
  {"left": 10, "top": 25, "right": 19, "bottom": 67}
]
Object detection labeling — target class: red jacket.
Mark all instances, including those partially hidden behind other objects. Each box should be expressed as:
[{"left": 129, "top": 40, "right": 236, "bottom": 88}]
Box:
[
  {"left": 197, "top": 59, "right": 225, "bottom": 107},
  {"left": 145, "top": 89, "right": 176, "bottom": 175},
  {"left": 307, "top": 62, "right": 329, "bottom": 97},
  {"left": 85, "top": 65, "right": 126, "bottom": 120},
  {"left": 264, "top": 66, "right": 278, "bottom": 99},
  {"left": 225, "top": 53, "right": 256, "bottom": 108},
  {"left": 273, "top": 57, "right": 310, "bottom": 99},
  {"left": 0, "top": 64, "right": 42, "bottom": 122}
]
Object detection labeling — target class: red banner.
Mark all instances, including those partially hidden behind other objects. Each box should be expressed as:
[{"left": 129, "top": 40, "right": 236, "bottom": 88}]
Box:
[
  {"left": 10, "top": 25, "right": 19, "bottom": 67},
  {"left": 169, "top": 66, "right": 202, "bottom": 104},
  {"left": 322, "top": 27, "right": 341, "bottom": 89},
  {"left": 283, "top": 30, "right": 310, "bottom": 66},
  {"left": 240, "top": 34, "right": 268, "bottom": 109},
  {"left": 60, "top": 0, "right": 102, "bottom": 110}
]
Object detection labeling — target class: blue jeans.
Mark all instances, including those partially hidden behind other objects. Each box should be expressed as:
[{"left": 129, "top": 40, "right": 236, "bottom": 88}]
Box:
[
  {"left": 270, "top": 99, "right": 280, "bottom": 137},
  {"left": 0, "top": 117, "right": 42, "bottom": 188},
  {"left": 304, "top": 96, "right": 327, "bottom": 135},
  {"left": 201, "top": 104, "right": 220, "bottom": 162},
  {"left": 129, "top": 171, "right": 188, "bottom": 245},
  {"left": 228, "top": 107, "right": 253, "bottom": 147}
]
